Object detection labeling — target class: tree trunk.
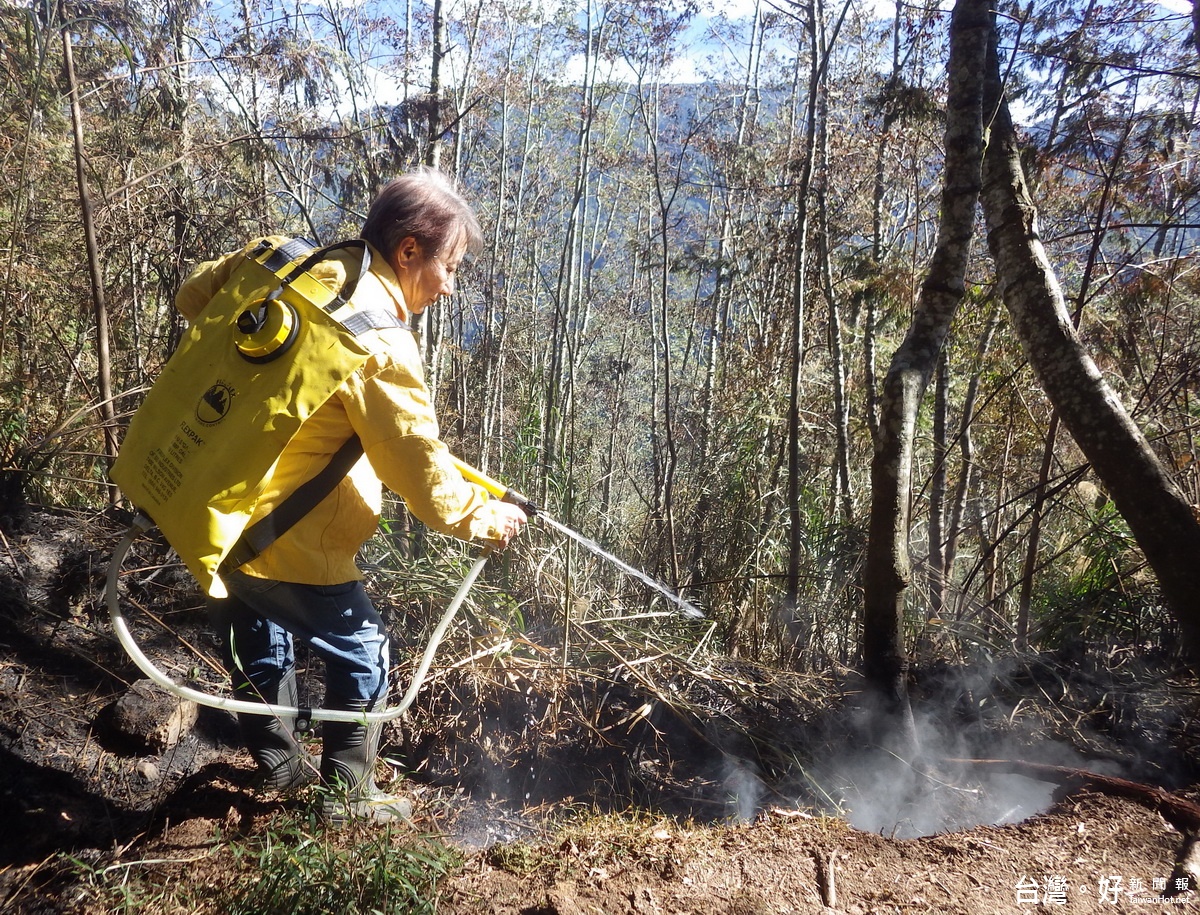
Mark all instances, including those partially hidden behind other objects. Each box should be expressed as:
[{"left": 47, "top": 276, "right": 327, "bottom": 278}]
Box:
[
  {"left": 1015, "top": 415, "right": 1058, "bottom": 647},
  {"left": 1191, "top": 0, "right": 1200, "bottom": 57},
  {"left": 62, "top": 27, "right": 118, "bottom": 505},
  {"left": 784, "top": 0, "right": 819, "bottom": 614},
  {"left": 980, "top": 16, "right": 1200, "bottom": 660},
  {"left": 413, "top": 0, "right": 449, "bottom": 374},
  {"left": 540, "top": 0, "right": 603, "bottom": 508},
  {"left": 862, "top": 0, "right": 990, "bottom": 746},
  {"left": 927, "top": 348, "right": 949, "bottom": 625},
  {"left": 945, "top": 302, "right": 1000, "bottom": 619},
  {"left": 637, "top": 76, "right": 682, "bottom": 587},
  {"left": 1015, "top": 109, "right": 1129, "bottom": 649},
  {"left": 815, "top": 17, "right": 853, "bottom": 525},
  {"left": 426, "top": 0, "right": 446, "bottom": 170}
]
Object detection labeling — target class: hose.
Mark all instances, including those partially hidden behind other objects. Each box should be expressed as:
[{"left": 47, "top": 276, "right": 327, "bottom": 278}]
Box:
[{"left": 106, "top": 515, "right": 490, "bottom": 724}]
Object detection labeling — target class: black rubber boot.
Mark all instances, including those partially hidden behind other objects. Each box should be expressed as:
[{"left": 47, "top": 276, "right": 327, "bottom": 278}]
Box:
[
  {"left": 236, "top": 668, "right": 320, "bottom": 792},
  {"left": 319, "top": 700, "right": 411, "bottom": 824}
]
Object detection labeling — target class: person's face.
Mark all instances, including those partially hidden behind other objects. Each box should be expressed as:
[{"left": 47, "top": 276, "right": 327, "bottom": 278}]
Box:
[{"left": 392, "top": 235, "right": 465, "bottom": 316}]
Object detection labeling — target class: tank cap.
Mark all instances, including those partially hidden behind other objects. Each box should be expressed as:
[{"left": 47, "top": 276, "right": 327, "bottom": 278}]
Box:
[{"left": 234, "top": 296, "right": 300, "bottom": 363}]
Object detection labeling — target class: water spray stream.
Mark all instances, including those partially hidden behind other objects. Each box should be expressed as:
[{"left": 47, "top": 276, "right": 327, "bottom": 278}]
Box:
[
  {"left": 453, "top": 457, "right": 704, "bottom": 620},
  {"left": 537, "top": 514, "right": 704, "bottom": 619}
]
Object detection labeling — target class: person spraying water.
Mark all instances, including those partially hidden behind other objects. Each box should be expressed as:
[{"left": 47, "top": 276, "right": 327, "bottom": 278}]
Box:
[
  {"left": 111, "top": 168, "right": 528, "bottom": 824},
  {"left": 108, "top": 166, "right": 701, "bottom": 829}
]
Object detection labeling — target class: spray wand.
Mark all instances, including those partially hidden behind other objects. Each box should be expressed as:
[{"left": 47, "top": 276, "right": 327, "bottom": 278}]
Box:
[
  {"left": 452, "top": 457, "right": 704, "bottom": 619},
  {"left": 453, "top": 458, "right": 540, "bottom": 517}
]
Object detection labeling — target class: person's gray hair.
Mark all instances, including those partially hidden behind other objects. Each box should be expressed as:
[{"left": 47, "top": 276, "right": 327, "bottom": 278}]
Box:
[{"left": 361, "top": 166, "right": 483, "bottom": 260}]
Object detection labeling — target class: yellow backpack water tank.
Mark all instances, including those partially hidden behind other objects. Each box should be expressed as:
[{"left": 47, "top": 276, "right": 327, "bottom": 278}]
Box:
[{"left": 111, "top": 238, "right": 384, "bottom": 598}]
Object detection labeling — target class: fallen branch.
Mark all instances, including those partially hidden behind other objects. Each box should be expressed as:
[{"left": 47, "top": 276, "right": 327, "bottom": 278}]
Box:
[{"left": 942, "top": 757, "right": 1200, "bottom": 833}]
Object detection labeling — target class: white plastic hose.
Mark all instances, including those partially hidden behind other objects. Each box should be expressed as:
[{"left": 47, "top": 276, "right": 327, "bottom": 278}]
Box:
[{"left": 106, "top": 515, "right": 490, "bottom": 724}]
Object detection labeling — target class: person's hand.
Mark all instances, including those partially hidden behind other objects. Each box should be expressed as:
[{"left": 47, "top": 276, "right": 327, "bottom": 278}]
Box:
[{"left": 489, "top": 503, "right": 528, "bottom": 549}]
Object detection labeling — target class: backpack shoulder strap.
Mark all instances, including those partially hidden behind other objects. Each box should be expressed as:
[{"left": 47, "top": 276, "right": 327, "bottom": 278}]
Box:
[{"left": 219, "top": 434, "right": 364, "bottom": 575}]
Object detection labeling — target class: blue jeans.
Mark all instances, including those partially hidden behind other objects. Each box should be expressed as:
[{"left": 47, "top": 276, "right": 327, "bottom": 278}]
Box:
[{"left": 209, "top": 571, "right": 390, "bottom": 710}]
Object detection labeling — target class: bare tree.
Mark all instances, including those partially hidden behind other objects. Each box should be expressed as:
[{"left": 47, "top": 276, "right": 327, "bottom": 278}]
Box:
[
  {"left": 783, "top": 0, "right": 852, "bottom": 623},
  {"left": 980, "top": 10, "right": 1200, "bottom": 659},
  {"left": 862, "top": 0, "right": 990, "bottom": 744}
]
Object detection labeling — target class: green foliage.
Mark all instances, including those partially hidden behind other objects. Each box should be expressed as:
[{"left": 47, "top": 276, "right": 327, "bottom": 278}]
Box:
[
  {"left": 486, "top": 839, "right": 542, "bottom": 876},
  {"left": 64, "top": 815, "right": 460, "bottom": 915},
  {"left": 1031, "top": 503, "right": 1172, "bottom": 653},
  {"left": 223, "top": 819, "right": 459, "bottom": 915}
]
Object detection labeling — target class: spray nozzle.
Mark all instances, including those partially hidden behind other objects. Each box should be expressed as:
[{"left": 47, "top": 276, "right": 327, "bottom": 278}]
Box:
[{"left": 452, "top": 456, "right": 539, "bottom": 516}]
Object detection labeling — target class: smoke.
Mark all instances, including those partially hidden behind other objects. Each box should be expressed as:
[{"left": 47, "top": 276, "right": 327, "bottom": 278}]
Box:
[
  {"left": 802, "top": 694, "right": 1104, "bottom": 838},
  {"left": 826, "top": 732, "right": 1059, "bottom": 838},
  {"left": 720, "top": 753, "right": 766, "bottom": 823}
]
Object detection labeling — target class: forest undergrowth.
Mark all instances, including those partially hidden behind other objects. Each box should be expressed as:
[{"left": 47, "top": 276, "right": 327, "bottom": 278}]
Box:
[{"left": 3, "top": 508, "right": 1200, "bottom": 914}]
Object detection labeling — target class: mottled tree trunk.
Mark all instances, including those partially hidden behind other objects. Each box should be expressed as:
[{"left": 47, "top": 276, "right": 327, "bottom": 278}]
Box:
[
  {"left": 980, "top": 17, "right": 1200, "bottom": 659},
  {"left": 862, "top": 0, "right": 990, "bottom": 748}
]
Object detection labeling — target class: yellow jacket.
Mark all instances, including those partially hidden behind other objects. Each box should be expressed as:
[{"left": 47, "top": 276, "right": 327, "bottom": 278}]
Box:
[{"left": 175, "top": 237, "right": 507, "bottom": 585}]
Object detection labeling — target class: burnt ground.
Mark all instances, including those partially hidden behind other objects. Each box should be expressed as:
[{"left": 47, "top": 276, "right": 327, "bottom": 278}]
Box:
[{"left": 3, "top": 507, "right": 1200, "bottom": 913}]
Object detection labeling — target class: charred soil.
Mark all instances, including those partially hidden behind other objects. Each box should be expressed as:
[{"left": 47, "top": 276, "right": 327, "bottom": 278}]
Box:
[{"left": 3, "top": 508, "right": 1200, "bottom": 913}]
